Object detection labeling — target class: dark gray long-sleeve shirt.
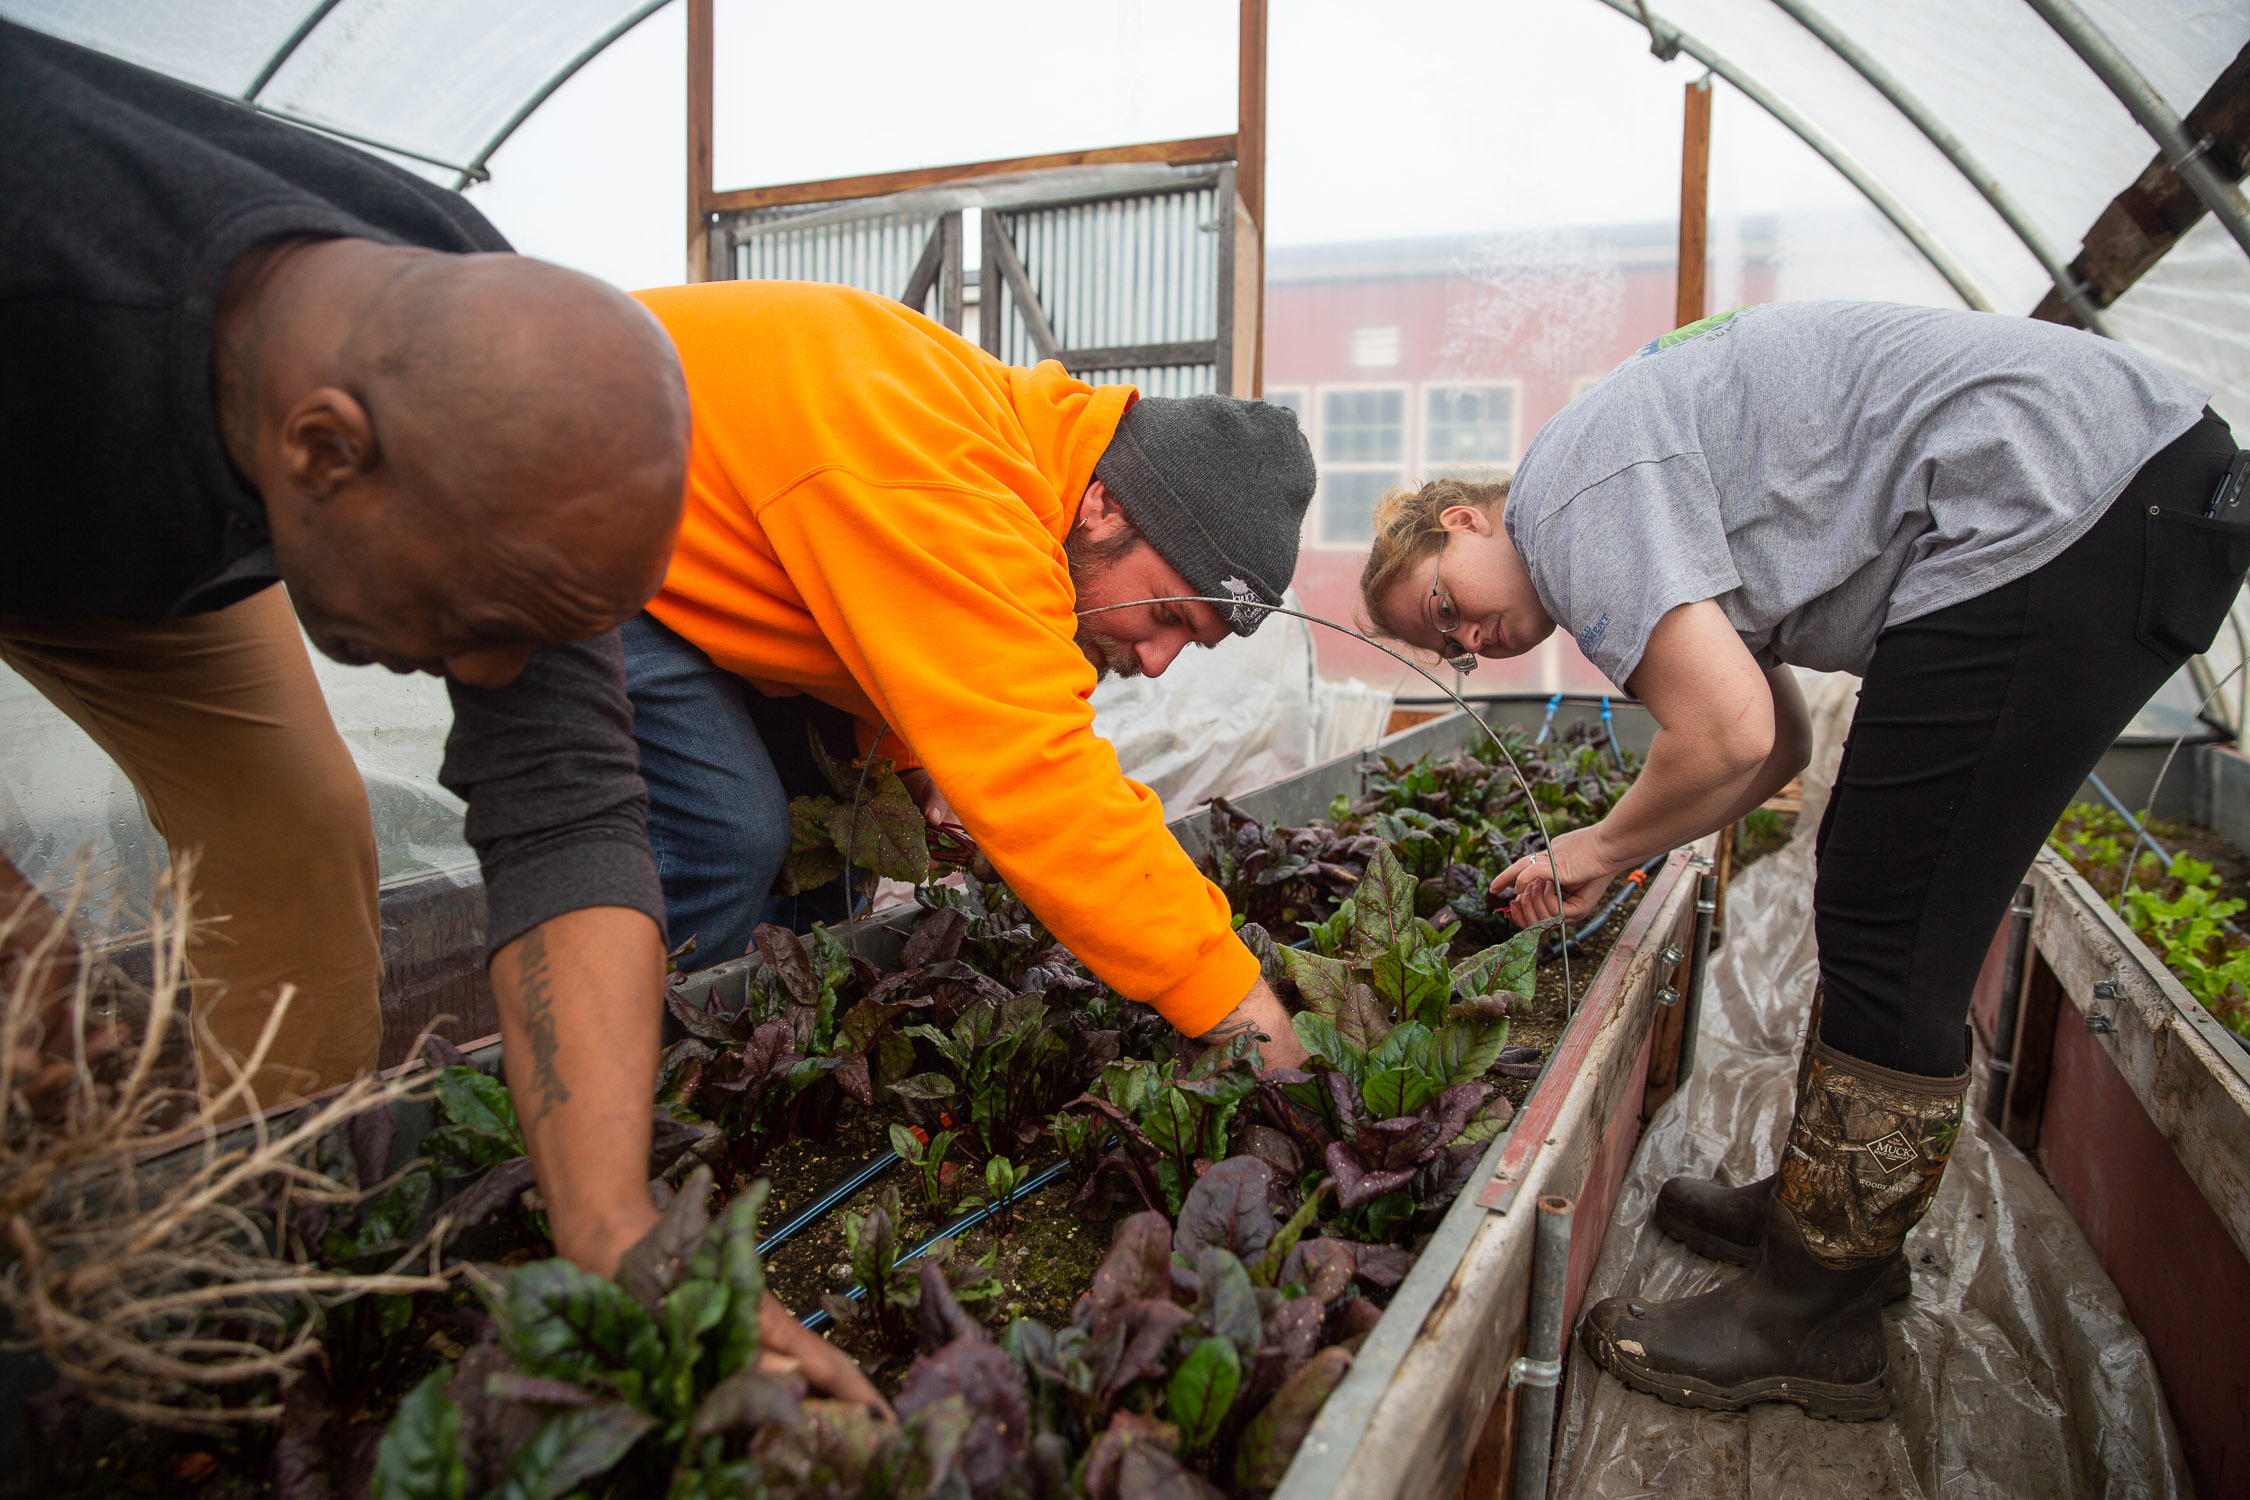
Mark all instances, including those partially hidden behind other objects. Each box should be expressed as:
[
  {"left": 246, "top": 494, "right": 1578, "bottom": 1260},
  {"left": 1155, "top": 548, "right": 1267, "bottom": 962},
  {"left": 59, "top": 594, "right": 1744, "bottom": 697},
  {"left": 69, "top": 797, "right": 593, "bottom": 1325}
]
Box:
[{"left": 1, "top": 20, "right": 664, "bottom": 953}]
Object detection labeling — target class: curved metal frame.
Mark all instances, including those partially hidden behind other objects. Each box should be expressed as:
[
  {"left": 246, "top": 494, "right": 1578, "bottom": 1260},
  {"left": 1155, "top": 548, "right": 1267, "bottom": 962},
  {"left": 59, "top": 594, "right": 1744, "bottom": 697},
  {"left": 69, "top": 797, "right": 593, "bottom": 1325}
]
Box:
[
  {"left": 1599, "top": 0, "right": 1994, "bottom": 313},
  {"left": 1762, "top": 0, "right": 2114, "bottom": 334},
  {"left": 224, "top": 0, "right": 668, "bottom": 190},
  {"left": 245, "top": 0, "right": 345, "bottom": 100},
  {"left": 451, "top": 0, "right": 673, "bottom": 190},
  {"left": 2022, "top": 0, "right": 2250, "bottom": 265}
]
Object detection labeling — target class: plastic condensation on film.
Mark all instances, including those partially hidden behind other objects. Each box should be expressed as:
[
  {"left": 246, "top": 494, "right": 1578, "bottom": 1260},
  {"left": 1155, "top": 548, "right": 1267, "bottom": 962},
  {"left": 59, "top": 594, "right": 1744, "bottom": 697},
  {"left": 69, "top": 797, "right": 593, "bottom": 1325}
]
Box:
[{"left": 0, "top": 634, "right": 471, "bottom": 934}]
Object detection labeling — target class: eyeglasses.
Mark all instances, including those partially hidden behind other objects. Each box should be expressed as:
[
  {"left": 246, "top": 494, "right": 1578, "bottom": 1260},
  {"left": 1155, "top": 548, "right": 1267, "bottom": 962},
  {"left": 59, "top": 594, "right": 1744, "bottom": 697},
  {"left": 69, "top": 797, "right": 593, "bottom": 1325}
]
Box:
[{"left": 1424, "top": 540, "right": 1479, "bottom": 674}]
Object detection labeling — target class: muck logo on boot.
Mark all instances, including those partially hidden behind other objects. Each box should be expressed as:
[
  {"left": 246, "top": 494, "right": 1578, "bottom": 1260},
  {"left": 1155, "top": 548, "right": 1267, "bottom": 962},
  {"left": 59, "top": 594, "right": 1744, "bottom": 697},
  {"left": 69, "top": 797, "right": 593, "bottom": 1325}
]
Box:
[{"left": 1864, "top": 1129, "right": 1918, "bottom": 1174}]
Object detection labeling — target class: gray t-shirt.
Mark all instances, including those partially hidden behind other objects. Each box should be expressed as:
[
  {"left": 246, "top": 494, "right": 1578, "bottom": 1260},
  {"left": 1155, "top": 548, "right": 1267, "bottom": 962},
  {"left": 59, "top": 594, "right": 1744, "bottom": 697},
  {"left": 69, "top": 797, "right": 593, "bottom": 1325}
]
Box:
[{"left": 1505, "top": 301, "right": 2210, "bottom": 685}]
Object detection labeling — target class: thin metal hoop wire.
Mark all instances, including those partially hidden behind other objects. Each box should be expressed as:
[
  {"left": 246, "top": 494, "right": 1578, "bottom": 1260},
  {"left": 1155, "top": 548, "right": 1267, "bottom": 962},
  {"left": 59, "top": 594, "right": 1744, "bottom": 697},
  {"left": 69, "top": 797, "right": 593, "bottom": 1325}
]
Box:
[
  {"left": 2115, "top": 656, "right": 2248, "bottom": 914},
  {"left": 1073, "top": 595, "right": 1582, "bottom": 1010}
]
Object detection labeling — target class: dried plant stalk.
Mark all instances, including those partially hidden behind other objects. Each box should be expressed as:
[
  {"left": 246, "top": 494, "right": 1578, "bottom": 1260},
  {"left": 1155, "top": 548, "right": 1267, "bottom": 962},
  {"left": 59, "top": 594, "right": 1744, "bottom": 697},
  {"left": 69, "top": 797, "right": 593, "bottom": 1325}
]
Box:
[{"left": 0, "top": 856, "right": 449, "bottom": 1429}]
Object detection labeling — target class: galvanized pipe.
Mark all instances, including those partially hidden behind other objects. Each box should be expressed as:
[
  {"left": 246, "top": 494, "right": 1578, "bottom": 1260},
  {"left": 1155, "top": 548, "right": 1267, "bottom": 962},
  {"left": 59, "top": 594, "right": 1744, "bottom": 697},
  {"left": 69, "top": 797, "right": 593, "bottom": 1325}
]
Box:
[
  {"left": 1762, "top": 0, "right": 2114, "bottom": 333},
  {"left": 1675, "top": 871, "right": 1720, "bottom": 1083},
  {"left": 1507, "top": 1195, "right": 1576, "bottom": 1500},
  {"left": 1983, "top": 883, "right": 2037, "bottom": 1126},
  {"left": 1590, "top": 0, "right": 1995, "bottom": 312},
  {"left": 2020, "top": 0, "right": 2250, "bottom": 265}
]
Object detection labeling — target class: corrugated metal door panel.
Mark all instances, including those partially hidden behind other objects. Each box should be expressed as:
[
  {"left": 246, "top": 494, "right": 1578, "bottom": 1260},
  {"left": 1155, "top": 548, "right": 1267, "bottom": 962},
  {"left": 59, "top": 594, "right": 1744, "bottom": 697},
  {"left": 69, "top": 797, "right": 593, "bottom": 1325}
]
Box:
[
  {"left": 992, "top": 181, "right": 1220, "bottom": 392},
  {"left": 730, "top": 207, "right": 944, "bottom": 320}
]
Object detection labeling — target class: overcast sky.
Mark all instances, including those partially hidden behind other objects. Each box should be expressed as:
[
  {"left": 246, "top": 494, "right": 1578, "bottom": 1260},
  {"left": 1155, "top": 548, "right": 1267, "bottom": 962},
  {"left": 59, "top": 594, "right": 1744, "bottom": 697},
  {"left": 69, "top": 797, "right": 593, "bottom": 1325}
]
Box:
[{"left": 463, "top": 0, "right": 1882, "bottom": 294}]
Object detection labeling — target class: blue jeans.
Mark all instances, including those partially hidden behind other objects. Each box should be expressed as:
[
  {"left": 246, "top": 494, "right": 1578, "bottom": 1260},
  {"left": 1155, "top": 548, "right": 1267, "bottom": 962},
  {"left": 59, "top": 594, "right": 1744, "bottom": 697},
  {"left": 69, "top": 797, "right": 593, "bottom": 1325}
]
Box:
[{"left": 620, "top": 613, "right": 848, "bottom": 970}]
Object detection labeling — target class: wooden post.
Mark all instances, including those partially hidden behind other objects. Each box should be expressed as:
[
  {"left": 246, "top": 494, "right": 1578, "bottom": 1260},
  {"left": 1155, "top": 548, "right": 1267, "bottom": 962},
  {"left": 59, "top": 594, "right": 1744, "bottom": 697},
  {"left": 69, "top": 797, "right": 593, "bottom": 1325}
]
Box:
[
  {"left": 1238, "top": 0, "right": 1267, "bottom": 396},
  {"left": 686, "top": 0, "right": 714, "bottom": 282},
  {"left": 1675, "top": 75, "right": 1711, "bottom": 330}
]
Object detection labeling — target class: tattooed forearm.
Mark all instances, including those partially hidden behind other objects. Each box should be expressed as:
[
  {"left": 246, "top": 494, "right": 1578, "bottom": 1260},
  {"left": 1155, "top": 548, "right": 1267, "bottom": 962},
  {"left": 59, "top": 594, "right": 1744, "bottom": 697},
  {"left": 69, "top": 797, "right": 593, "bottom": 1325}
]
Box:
[
  {"left": 1197, "top": 1008, "right": 1267, "bottom": 1046},
  {"left": 518, "top": 927, "right": 571, "bottom": 1121}
]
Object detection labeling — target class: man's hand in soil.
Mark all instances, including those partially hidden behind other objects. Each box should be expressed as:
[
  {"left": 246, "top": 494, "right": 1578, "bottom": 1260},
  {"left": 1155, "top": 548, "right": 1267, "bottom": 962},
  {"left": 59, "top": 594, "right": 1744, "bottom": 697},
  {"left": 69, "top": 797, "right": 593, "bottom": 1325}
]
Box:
[
  {"left": 1198, "top": 976, "right": 1307, "bottom": 1072},
  {"left": 757, "top": 1292, "right": 894, "bottom": 1417}
]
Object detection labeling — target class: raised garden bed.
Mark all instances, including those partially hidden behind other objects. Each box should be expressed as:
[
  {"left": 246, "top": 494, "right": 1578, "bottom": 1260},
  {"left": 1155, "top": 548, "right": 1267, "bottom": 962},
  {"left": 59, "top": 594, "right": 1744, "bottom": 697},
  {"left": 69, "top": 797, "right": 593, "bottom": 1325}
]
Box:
[
  {"left": 7, "top": 704, "right": 1717, "bottom": 1500},
  {"left": 1973, "top": 798, "right": 2250, "bottom": 1499}
]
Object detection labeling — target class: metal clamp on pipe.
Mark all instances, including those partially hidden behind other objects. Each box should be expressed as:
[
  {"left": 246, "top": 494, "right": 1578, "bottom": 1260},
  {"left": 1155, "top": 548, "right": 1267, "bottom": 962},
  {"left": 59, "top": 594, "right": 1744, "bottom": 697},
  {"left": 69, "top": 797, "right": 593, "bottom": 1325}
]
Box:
[
  {"left": 1506, "top": 1354, "right": 1564, "bottom": 1389},
  {"left": 1509, "top": 1195, "right": 1575, "bottom": 1500}
]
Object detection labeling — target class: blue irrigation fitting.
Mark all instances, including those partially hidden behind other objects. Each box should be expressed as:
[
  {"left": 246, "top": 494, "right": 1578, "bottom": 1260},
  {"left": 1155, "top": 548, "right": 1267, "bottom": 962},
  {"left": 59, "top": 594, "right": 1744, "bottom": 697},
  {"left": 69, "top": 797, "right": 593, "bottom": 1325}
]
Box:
[
  {"left": 1534, "top": 692, "right": 1563, "bottom": 745},
  {"left": 1601, "top": 696, "right": 1623, "bottom": 767},
  {"left": 801, "top": 1158, "right": 1073, "bottom": 1331},
  {"left": 1535, "top": 853, "right": 1669, "bottom": 963},
  {"left": 763, "top": 1149, "right": 902, "bottom": 1252}
]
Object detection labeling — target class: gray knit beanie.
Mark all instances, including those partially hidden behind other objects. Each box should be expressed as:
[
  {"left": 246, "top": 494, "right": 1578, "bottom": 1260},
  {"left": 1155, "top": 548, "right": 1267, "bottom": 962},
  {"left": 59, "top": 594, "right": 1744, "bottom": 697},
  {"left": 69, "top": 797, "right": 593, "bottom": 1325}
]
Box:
[{"left": 1092, "top": 394, "right": 1317, "bottom": 636}]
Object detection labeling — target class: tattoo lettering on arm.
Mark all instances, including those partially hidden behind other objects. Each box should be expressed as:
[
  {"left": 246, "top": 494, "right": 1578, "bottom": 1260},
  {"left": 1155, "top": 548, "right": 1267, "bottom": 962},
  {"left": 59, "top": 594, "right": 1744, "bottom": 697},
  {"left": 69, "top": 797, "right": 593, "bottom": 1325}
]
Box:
[
  {"left": 518, "top": 927, "right": 572, "bottom": 1121},
  {"left": 1198, "top": 1008, "right": 1266, "bottom": 1046}
]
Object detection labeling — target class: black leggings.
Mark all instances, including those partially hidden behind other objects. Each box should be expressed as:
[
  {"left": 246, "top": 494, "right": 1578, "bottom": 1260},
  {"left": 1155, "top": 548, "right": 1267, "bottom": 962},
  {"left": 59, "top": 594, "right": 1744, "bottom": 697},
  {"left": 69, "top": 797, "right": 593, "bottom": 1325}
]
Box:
[{"left": 1814, "top": 411, "right": 2250, "bottom": 1076}]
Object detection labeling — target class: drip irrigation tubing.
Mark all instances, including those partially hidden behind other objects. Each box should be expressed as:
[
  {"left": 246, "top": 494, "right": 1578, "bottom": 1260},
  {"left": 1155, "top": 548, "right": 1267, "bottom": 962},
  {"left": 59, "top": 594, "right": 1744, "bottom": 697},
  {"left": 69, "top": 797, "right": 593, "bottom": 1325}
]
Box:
[
  {"left": 1534, "top": 692, "right": 1561, "bottom": 744},
  {"left": 761, "top": 1149, "right": 903, "bottom": 1253},
  {"left": 1538, "top": 853, "right": 1669, "bottom": 963},
  {"left": 799, "top": 1158, "right": 1074, "bottom": 1331}
]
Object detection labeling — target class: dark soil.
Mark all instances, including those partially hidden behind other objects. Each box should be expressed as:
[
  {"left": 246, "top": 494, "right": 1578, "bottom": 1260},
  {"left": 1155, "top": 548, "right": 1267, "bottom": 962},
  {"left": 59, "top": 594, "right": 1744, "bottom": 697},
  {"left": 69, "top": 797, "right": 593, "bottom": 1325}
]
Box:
[
  {"left": 762, "top": 1164, "right": 1125, "bottom": 1392},
  {"left": 755, "top": 1105, "right": 897, "bottom": 1230}
]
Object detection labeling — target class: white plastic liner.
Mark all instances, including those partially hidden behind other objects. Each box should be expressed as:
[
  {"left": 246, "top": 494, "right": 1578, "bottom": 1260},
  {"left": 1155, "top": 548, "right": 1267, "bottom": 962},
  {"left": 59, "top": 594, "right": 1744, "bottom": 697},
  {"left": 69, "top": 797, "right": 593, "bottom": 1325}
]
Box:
[
  {"left": 1089, "top": 591, "right": 1394, "bottom": 817},
  {"left": 0, "top": 640, "right": 470, "bottom": 933},
  {"left": 1548, "top": 674, "right": 2192, "bottom": 1499}
]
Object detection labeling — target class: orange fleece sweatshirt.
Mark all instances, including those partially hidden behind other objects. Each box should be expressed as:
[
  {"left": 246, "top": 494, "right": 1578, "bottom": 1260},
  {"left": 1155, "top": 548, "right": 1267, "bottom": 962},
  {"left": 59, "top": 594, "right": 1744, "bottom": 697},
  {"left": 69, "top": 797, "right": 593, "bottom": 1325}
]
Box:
[{"left": 632, "top": 280, "right": 1257, "bottom": 1036}]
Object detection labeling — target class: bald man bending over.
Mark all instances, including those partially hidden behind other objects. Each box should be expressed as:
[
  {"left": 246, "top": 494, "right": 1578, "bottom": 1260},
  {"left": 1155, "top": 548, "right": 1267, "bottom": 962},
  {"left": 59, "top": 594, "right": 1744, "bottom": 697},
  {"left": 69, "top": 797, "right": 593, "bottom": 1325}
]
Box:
[{"left": 2, "top": 16, "right": 736, "bottom": 1329}]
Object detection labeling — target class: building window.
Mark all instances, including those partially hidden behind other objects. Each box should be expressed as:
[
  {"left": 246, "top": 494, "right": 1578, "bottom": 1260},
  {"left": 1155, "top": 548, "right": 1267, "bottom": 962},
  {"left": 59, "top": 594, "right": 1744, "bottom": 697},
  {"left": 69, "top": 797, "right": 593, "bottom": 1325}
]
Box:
[
  {"left": 1263, "top": 386, "right": 1307, "bottom": 423},
  {"left": 1349, "top": 325, "right": 1401, "bottom": 369},
  {"left": 1423, "top": 383, "right": 1517, "bottom": 478},
  {"left": 1318, "top": 386, "right": 1406, "bottom": 545}
]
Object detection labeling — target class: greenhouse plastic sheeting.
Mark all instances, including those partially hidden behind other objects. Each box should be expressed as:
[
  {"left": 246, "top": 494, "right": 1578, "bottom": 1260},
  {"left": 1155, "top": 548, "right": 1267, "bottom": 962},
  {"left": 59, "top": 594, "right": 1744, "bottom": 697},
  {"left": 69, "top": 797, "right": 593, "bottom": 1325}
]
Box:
[
  {"left": 0, "top": 638, "right": 472, "bottom": 934},
  {"left": 1547, "top": 681, "right": 2192, "bottom": 1500},
  {"left": 0, "top": 0, "right": 664, "bottom": 180},
  {"left": 1610, "top": 0, "right": 2250, "bottom": 424}
]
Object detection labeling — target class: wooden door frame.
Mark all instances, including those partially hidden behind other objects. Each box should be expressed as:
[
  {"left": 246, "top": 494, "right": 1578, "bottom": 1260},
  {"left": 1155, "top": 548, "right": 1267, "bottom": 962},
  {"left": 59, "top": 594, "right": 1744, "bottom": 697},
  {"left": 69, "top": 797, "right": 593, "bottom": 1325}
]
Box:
[{"left": 682, "top": 0, "right": 1266, "bottom": 393}]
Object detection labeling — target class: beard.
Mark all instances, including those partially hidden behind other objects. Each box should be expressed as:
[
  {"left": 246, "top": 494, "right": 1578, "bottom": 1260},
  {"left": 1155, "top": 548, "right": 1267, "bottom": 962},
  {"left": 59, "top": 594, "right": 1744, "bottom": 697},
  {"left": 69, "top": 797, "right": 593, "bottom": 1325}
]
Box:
[
  {"left": 1065, "top": 523, "right": 1149, "bottom": 682},
  {"left": 1074, "top": 627, "right": 1140, "bottom": 680}
]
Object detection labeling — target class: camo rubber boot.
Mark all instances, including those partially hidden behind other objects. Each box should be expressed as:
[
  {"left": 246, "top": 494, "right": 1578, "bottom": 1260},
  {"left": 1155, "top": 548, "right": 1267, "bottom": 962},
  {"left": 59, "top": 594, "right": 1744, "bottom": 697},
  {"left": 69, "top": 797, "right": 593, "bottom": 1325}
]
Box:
[
  {"left": 1581, "top": 1039, "right": 1967, "bottom": 1420},
  {"left": 1648, "top": 988, "right": 1911, "bottom": 1303}
]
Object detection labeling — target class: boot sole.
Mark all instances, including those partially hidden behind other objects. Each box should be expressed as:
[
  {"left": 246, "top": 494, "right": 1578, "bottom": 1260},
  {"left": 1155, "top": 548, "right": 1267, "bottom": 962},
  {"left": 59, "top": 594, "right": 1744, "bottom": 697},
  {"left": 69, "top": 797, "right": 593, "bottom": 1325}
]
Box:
[
  {"left": 1649, "top": 1209, "right": 1916, "bottom": 1307},
  {"left": 1581, "top": 1321, "right": 1892, "bottom": 1421}
]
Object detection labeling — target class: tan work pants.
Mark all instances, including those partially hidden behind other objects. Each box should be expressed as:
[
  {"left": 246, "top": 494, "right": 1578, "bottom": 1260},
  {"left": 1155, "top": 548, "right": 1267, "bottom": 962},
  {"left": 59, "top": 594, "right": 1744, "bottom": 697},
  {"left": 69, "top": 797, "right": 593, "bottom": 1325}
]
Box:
[{"left": 0, "top": 585, "right": 383, "bottom": 1104}]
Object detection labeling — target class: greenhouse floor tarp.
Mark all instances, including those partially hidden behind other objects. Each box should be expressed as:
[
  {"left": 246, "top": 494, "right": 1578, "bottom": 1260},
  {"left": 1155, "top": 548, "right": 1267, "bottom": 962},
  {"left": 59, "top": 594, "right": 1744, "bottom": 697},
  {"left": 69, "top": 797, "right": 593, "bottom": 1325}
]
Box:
[{"left": 1548, "top": 772, "right": 2191, "bottom": 1497}]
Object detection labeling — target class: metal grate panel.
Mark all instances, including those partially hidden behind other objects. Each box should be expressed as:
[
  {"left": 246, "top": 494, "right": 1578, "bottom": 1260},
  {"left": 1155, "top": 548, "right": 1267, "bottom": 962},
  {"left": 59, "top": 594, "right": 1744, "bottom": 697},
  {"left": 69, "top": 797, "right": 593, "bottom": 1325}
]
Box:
[{"left": 729, "top": 206, "right": 949, "bottom": 321}]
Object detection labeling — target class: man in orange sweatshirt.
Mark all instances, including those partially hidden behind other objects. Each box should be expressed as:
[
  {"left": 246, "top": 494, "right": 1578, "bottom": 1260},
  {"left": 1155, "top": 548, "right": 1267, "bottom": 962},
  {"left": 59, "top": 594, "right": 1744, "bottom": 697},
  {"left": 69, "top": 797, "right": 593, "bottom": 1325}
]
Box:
[{"left": 623, "top": 278, "right": 1316, "bottom": 1064}]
